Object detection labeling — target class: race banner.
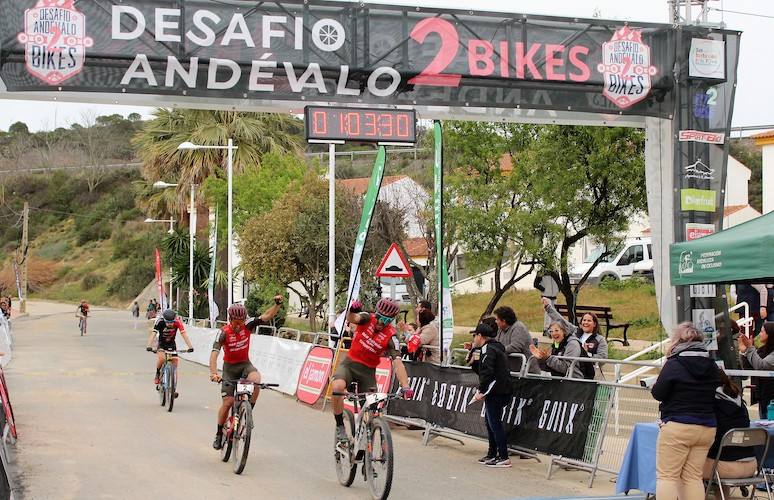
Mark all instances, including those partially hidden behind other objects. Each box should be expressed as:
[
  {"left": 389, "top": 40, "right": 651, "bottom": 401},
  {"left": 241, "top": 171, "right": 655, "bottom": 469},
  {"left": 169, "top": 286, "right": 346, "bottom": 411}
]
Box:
[
  {"left": 208, "top": 208, "right": 218, "bottom": 326},
  {"left": 334, "top": 147, "right": 386, "bottom": 336},
  {"left": 296, "top": 346, "right": 334, "bottom": 405},
  {"left": 154, "top": 248, "right": 165, "bottom": 308},
  {"left": 389, "top": 362, "right": 597, "bottom": 459},
  {"left": 433, "top": 121, "right": 454, "bottom": 358}
]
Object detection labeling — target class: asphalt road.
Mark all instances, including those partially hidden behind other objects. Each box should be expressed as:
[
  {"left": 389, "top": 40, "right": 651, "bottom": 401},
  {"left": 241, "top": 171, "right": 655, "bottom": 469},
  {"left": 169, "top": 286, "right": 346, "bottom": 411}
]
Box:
[{"left": 6, "top": 303, "right": 616, "bottom": 500}]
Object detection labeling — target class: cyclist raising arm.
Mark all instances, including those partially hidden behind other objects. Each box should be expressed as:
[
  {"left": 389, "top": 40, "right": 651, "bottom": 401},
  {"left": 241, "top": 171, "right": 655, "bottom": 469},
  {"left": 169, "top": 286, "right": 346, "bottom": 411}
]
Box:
[
  {"left": 332, "top": 298, "right": 413, "bottom": 443},
  {"left": 145, "top": 309, "right": 194, "bottom": 385},
  {"left": 209, "top": 297, "right": 283, "bottom": 449}
]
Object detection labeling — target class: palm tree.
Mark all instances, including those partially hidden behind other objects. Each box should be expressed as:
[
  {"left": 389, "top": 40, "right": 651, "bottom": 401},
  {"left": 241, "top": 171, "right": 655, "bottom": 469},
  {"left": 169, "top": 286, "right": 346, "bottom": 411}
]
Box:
[{"left": 133, "top": 109, "right": 303, "bottom": 219}]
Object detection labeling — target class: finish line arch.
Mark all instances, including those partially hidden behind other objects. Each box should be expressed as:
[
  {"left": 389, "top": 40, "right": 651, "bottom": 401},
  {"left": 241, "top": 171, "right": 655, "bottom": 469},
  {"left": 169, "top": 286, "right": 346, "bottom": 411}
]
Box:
[{"left": 0, "top": 0, "right": 741, "bottom": 334}]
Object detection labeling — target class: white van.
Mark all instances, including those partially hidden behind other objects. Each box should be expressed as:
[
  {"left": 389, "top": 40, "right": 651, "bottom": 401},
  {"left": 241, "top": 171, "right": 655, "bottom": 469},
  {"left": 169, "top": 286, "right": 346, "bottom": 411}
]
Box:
[{"left": 568, "top": 237, "right": 653, "bottom": 285}]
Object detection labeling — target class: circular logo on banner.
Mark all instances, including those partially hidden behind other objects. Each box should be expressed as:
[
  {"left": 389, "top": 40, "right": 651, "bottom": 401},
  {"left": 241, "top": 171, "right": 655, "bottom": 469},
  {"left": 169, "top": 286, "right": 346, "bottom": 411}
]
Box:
[
  {"left": 296, "top": 346, "right": 334, "bottom": 405},
  {"left": 312, "top": 19, "right": 345, "bottom": 52}
]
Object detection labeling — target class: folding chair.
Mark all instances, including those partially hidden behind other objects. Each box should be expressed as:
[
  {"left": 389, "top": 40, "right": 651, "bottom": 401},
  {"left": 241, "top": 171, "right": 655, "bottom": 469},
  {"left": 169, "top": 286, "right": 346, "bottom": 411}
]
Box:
[{"left": 705, "top": 427, "right": 772, "bottom": 500}]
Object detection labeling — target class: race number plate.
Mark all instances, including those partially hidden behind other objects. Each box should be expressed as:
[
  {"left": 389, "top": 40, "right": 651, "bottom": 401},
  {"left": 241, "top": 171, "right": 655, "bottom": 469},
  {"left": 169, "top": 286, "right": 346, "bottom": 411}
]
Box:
[{"left": 236, "top": 383, "right": 254, "bottom": 394}]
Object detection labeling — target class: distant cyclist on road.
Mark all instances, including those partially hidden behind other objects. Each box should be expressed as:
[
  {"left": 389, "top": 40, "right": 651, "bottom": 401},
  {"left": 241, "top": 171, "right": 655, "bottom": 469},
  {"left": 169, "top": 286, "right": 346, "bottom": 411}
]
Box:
[
  {"left": 332, "top": 298, "right": 413, "bottom": 443},
  {"left": 76, "top": 300, "right": 90, "bottom": 335},
  {"left": 209, "top": 297, "right": 283, "bottom": 449},
  {"left": 145, "top": 309, "right": 194, "bottom": 385}
]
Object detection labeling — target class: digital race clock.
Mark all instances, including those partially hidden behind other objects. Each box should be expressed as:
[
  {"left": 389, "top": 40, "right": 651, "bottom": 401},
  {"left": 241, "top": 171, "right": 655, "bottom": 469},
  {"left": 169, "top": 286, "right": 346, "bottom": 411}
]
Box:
[{"left": 304, "top": 106, "right": 416, "bottom": 144}]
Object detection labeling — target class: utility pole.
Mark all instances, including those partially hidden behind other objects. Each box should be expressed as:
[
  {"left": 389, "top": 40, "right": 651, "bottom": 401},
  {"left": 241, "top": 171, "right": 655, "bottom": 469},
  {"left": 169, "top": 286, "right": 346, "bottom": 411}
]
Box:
[{"left": 18, "top": 201, "right": 29, "bottom": 314}]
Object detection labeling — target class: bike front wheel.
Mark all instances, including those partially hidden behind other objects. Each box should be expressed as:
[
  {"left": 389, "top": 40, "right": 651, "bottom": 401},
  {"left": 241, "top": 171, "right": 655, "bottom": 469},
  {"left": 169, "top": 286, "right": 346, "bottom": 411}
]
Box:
[
  {"left": 334, "top": 409, "right": 356, "bottom": 487},
  {"left": 232, "top": 401, "right": 252, "bottom": 474},
  {"left": 79, "top": 318, "right": 85, "bottom": 336},
  {"left": 365, "top": 416, "right": 393, "bottom": 500},
  {"left": 166, "top": 364, "right": 176, "bottom": 413},
  {"left": 158, "top": 363, "right": 166, "bottom": 406},
  {"left": 220, "top": 418, "right": 233, "bottom": 462}
]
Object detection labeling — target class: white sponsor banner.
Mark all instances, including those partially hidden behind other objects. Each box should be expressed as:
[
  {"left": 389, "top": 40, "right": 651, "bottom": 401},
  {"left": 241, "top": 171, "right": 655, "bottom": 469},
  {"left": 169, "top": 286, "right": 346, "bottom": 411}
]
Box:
[
  {"left": 689, "top": 38, "right": 725, "bottom": 79},
  {"left": 0, "top": 316, "right": 12, "bottom": 367},
  {"left": 690, "top": 284, "right": 716, "bottom": 298},
  {"left": 176, "top": 326, "right": 312, "bottom": 395},
  {"left": 678, "top": 130, "right": 725, "bottom": 144}
]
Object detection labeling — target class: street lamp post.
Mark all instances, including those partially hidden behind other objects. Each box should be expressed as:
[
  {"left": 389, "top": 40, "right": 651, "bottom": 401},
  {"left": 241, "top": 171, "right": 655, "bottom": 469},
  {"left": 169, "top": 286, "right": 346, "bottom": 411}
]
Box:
[
  {"left": 178, "top": 140, "right": 238, "bottom": 307},
  {"left": 144, "top": 217, "right": 174, "bottom": 308}
]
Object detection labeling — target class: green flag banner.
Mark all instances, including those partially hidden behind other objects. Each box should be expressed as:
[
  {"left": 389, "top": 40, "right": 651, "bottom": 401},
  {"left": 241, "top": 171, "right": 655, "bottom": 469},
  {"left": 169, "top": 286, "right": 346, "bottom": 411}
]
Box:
[
  {"left": 434, "top": 121, "right": 454, "bottom": 359},
  {"left": 335, "top": 147, "right": 387, "bottom": 335},
  {"left": 670, "top": 211, "right": 774, "bottom": 286}
]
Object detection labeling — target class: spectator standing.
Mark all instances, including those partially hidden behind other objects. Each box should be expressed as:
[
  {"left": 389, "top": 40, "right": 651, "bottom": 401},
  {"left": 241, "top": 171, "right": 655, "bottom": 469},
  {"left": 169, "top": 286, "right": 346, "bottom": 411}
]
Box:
[
  {"left": 131, "top": 301, "right": 140, "bottom": 329},
  {"left": 651, "top": 322, "right": 720, "bottom": 500},
  {"left": 541, "top": 297, "right": 608, "bottom": 378},
  {"left": 411, "top": 309, "right": 439, "bottom": 363},
  {"left": 767, "top": 285, "right": 774, "bottom": 321},
  {"left": 493, "top": 306, "right": 539, "bottom": 374},
  {"left": 702, "top": 370, "right": 756, "bottom": 499},
  {"left": 147, "top": 299, "right": 157, "bottom": 319},
  {"left": 465, "top": 317, "right": 497, "bottom": 371},
  {"left": 0, "top": 298, "right": 9, "bottom": 320},
  {"left": 529, "top": 322, "right": 585, "bottom": 379},
  {"left": 470, "top": 321, "right": 512, "bottom": 468},
  {"left": 738, "top": 322, "right": 774, "bottom": 418}
]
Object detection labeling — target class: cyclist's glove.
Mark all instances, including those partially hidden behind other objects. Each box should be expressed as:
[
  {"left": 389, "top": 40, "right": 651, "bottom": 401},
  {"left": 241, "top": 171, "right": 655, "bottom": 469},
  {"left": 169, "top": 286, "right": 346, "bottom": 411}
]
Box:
[
  {"left": 398, "top": 387, "right": 414, "bottom": 400},
  {"left": 146, "top": 347, "right": 153, "bottom": 352},
  {"left": 350, "top": 300, "right": 362, "bottom": 313},
  {"left": 187, "top": 348, "right": 194, "bottom": 353}
]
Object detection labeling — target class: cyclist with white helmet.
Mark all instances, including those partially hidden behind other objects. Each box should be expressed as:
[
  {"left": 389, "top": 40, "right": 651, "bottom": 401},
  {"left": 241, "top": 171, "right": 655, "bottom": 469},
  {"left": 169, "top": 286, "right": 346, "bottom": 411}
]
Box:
[
  {"left": 332, "top": 298, "right": 414, "bottom": 443},
  {"left": 209, "top": 297, "right": 283, "bottom": 449},
  {"left": 145, "top": 308, "right": 194, "bottom": 385}
]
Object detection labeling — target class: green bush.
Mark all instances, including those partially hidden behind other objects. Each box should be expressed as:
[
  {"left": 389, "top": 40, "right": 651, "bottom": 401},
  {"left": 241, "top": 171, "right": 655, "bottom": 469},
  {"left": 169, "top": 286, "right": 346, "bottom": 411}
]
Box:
[
  {"left": 599, "top": 276, "right": 654, "bottom": 292},
  {"left": 245, "top": 282, "right": 287, "bottom": 329},
  {"left": 37, "top": 240, "right": 71, "bottom": 260},
  {"left": 107, "top": 257, "right": 154, "bottom": 300},
  {"left": 81, "top": 272, "right": 105, "bottom": 290}
]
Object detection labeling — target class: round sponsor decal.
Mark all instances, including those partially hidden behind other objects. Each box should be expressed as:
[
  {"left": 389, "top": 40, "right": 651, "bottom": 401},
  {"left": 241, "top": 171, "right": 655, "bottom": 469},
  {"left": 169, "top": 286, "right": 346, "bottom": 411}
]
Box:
[{"left": 296, "top": 346, "right": 334, "bottom": 405}]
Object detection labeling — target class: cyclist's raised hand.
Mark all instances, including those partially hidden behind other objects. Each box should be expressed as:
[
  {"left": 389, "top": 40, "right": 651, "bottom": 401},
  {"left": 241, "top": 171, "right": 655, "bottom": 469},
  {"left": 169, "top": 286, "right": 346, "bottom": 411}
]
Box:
[
  {"left": 146, "top": 346, "right": 153, "bottom": 352},
  {"left": 273, "top": 295, "right": 283, "bottom": 305},
  {"left": 210, "top": 372, "right": 222, "bottom": 383},
  {"left": 187, "top": 347, "right": 194, "bottom": 353}
]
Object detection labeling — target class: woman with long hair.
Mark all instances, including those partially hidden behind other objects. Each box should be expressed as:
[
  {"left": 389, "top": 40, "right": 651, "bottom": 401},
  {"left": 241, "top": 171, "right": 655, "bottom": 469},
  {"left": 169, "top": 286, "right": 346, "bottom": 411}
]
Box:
[
  {"left": 652, "top": 322, "right": 720, "bottom": 500},
  {"left": 739, "top": 322, "right": 774, "bottom": 418},
  {"left": 528, "top": 320, "right": 585, "bottom": 379}
]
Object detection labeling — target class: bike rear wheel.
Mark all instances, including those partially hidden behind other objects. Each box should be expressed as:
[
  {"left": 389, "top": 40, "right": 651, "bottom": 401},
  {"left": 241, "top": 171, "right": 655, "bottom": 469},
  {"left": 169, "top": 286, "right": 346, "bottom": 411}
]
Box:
[
  {"left": 365, "top": 416, "right": 393, "bottom": 500},
  {"left": 166, "top": 364, "right": 176, "bottom": 413},
  {"left": 232, "top": 401, "right": 252, "bottom": 474},
  {"left": 158, "top": 362, "right": 167, "bottom": 406},
  {"left": 334, "top": 409, "right": 357, "bottom": 487}
]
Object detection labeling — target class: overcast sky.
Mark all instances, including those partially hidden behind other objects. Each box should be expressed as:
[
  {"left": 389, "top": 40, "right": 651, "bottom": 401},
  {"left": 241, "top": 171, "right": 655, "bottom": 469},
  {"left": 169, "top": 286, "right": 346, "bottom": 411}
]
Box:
[{"left": 0, "top": 0, "right": 770, "bottom": 132}]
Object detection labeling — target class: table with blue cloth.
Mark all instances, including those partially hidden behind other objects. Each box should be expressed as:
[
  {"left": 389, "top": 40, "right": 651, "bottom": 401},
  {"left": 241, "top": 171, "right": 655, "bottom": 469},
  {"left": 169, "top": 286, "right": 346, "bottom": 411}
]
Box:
[{"left": 616, "top": 421, "right": 774, "bottom": 495}]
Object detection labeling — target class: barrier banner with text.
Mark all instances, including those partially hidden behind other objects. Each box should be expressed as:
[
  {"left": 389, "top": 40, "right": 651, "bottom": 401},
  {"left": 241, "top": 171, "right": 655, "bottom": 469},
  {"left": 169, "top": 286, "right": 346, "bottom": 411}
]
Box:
[
  {"left": 389, "top": 362, "right": 596, "bottom": 459},
  {"left": 296, "top": 346, "right": 334, "bottom": 405}
]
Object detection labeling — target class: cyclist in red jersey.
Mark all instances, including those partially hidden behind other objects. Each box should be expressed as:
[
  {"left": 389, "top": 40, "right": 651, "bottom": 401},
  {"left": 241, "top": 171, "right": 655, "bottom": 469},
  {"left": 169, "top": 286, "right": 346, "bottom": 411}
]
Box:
[
  {"left": 332, "top": 298, "right": 414, "bottom": 443},
  {"left": 209, "top": 297, "right": 283, "bottom": 449},
  {"left": 146, "top": 309, "right": 194, "bottom": 384}
]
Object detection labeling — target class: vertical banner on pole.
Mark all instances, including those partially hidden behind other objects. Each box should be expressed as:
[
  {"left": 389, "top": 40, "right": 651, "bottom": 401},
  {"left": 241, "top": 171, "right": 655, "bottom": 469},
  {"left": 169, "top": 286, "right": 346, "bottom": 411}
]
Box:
[
  {"left": 334, "top": 147, "right": 387, "bottom": 336},
  {"left": 208, "top": 209, "right": 219, "bottom": 327},
  {"left": 155, "top": 248, "right": 165, "bottom": 308},
  {"left": 434, "top": 121, "right": 454, "bottom": 360}
]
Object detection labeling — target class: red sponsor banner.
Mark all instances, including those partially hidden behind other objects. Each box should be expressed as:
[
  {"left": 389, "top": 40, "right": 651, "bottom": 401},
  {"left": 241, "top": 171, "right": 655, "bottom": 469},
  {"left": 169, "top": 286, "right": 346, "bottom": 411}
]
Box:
[
  {"left": 296, "top": 346, "right": 334, "bottom": 405},
  {"left": 678, "top": 130, "right": 725, "bottom": 144},
  {"left": 154, "top": 248, "right": 164, "bottom": 306},
  {"left": 344, "top": 357, "right": 393, "bottom": 414},
  {"left": 686, "top": 223, "right": 715, "bottom": 241}
]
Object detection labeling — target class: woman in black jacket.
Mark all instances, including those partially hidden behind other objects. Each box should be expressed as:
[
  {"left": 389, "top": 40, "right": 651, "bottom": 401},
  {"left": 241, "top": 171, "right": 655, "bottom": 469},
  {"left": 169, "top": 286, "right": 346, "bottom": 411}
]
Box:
[
  {"left": 651, "top": 322, "right": 720, "bottom": 500},
  {"left": 739, "top": 322, "right": 774, "bottom": 418},
  {"left": 702, "top": 370, "right": 756, "bottom": 498}
]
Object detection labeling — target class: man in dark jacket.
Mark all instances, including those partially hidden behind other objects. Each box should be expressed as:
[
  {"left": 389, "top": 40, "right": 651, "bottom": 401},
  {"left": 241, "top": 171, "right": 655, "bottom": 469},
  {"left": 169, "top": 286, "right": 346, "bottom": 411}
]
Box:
[
  {"left": 471, "top": 321, "right": 512, "bottom": 468},
  {"left": 493, "top": 306, "right": 540, "bottom": 374}
]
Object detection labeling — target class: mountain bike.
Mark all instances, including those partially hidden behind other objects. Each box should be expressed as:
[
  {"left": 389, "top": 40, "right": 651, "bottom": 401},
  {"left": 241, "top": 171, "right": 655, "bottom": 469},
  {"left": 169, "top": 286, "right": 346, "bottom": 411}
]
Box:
[
  {"left": 217, "top": 379, "right": 278, "bottom": 474},
  {"left": 333, "top": 387, "right": 399, "bottom": 500},
  {"left": 77, "top": 315, "right": 87, "bottom": 336},
  {"left": 152, "top": 349, "right": 191, "bottom": 412}
]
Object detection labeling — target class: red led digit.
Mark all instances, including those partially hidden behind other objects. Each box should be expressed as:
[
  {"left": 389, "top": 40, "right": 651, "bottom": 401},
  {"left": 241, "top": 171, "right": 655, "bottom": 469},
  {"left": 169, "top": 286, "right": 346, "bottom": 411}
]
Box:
[
  {"left": 378, "top": 113, "right": 393, "bottom": 138},
  {"left": 397, "top": 114, "right": 409, "bottom": 138},
  {"left": 312, "top": 111, "right": 327, "bottom": 135},
  {"left": 365, "top": 112, "right": 377, "bottom": 136},
  {"left": 346, "top": 112, "right": 360, "bottom": 136}
]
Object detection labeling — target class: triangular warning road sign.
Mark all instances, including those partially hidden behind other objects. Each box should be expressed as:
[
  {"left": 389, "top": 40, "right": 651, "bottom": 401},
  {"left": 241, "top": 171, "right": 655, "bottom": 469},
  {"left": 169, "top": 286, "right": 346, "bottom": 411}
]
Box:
[{"left": 375, "top": 243, "right": 412, "bottom": 278}]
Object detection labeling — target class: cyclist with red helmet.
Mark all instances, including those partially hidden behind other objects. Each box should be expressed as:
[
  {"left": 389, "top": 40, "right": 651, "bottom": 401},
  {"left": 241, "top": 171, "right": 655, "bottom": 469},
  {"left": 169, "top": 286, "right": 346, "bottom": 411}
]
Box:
[
  {"left": 332, "top": 298, "right": 414, "bottom": 443},
  {"left": 209, "top": 297, "right": 283, "bottom": 449}
]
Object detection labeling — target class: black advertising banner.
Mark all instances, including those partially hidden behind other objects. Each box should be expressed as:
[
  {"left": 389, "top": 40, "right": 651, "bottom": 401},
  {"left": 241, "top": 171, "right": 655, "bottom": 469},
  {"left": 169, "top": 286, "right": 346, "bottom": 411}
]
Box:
[
  {"left": 0, "top": 0, "right": 715, "bottom": 117},
  {"left": 389, "top": 362, "right": 597, "bottom": 459}
]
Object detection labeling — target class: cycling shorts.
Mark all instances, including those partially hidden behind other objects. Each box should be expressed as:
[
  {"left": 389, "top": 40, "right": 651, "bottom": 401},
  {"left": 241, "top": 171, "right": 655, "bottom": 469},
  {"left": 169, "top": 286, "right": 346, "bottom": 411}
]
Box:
[
  {"left": 333, "top": 357, "right": 377, "bottom": 393},
  {"left": 157, "top": 341, "right": 178, "bottom": 354},
  {"left": 220, "top": 361, "right": 258, "bottom": 397}
]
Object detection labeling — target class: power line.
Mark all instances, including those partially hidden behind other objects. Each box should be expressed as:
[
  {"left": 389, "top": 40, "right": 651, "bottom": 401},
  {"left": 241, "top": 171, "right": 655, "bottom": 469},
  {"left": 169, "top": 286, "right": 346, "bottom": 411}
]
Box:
[{"left": 709, "top": 7, "right": 774, "bottom": 19}]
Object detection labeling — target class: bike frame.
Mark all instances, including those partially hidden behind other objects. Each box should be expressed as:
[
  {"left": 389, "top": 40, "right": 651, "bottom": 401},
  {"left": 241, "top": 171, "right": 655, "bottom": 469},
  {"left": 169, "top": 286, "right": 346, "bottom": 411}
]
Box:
[{"left": 339, "top": 391, "right": 393, "bottom": 462}]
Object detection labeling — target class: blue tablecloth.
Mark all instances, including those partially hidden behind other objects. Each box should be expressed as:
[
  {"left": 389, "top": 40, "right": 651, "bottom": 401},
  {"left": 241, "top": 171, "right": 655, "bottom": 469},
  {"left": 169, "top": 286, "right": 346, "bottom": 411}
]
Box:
[{"left": 616, "top": 420, "right": 774, "bottom": 495}]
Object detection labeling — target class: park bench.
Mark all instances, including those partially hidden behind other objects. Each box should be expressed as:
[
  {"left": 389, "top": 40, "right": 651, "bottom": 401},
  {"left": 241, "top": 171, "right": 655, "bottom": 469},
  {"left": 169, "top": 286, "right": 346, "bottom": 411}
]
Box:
[{"left": 554, "top": 304, "right": 631, "bottom": 346}]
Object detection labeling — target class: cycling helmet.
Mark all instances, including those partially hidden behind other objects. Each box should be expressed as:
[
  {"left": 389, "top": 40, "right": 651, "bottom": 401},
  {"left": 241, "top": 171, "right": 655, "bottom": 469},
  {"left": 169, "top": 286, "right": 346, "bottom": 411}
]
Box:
[
  {"left": 162, "top": 309, "right": 176, "bottom": 322},
  {"left": 375, "top": 298, "right": 400, "bottom": 318},
  {"left": 228, "top": 303, "right": 247, "bottom": 321}
]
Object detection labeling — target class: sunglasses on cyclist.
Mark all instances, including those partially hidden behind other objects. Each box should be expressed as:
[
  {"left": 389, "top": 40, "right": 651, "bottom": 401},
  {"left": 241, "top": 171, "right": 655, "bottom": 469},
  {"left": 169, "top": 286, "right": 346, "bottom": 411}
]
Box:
[{"left": 375, "top": 313, "right": 394, "bottom": 325}]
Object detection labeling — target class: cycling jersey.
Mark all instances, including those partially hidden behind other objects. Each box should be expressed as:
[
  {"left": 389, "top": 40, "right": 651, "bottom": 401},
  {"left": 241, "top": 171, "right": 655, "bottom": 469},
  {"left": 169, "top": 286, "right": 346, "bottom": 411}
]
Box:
[
  {"left": 78, "top": 304, "right": 89, "bottom": 317},
  {"left": 153, "top": 318, "right": 186, "bottom": 350},
  {"left": 347, "top": 313, "right": 400, "bottom": 369},
  {"left": 212, "top": 317, "right": 268, "bottom": 365}
]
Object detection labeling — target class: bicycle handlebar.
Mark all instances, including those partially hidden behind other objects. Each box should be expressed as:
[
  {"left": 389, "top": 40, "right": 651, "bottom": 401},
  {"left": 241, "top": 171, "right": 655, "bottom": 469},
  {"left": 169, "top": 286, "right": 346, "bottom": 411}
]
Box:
[
  {"left": 211, "top": 378, "right": 279, "bottom": 389},
  {"left": 148, "top": 348, "right": 194, "bottom": 353}
]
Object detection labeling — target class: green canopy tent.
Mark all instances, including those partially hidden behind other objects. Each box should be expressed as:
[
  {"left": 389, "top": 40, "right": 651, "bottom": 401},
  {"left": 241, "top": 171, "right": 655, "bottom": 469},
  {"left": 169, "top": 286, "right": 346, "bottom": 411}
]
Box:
[{"left": 670, "top": 211, "right": 774, "bottom": 286}]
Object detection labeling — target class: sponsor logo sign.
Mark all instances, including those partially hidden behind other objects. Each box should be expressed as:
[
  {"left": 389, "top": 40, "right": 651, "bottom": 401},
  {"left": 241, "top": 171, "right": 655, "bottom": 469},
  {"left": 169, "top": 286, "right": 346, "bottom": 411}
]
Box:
[
  {"left": 678, "top": 130, "right": 725, "bottom": 144},
  {"left": 689, "top": 38, "right": 726, "bottom": 80},
  {"left": 597, "top": 26, "right": 658, "bottom": 109},
  {"left": 684, "top": 158, "right": 715, "bottom": 180},
  {"left": 692, "top": 308, "right": 718, "bottom": 350},
  {"left": 296, "top": 346, "right": 334, "bottom": 405},
  {"left": 678, "top": 251, "right": 694, "bottom": 275},
  {"left": 681, "top": 188, "right": 716, "bottom": 212},
  {"left": 16, "top": 0, "right": 93, "bottom": 85},
  {"left": 686, "top": 223, "right": 715, "bottom": 241},
  {"left": 694, "top": 88, "right": 718, "bottom": 119}
]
